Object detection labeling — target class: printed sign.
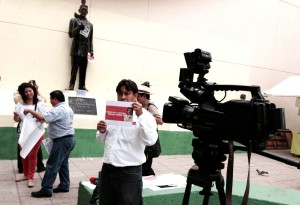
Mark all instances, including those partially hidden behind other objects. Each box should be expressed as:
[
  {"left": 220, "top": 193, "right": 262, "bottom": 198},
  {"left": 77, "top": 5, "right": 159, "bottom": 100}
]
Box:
[{"left": 105, "top": 101, "right": 136, "bottom": 127}]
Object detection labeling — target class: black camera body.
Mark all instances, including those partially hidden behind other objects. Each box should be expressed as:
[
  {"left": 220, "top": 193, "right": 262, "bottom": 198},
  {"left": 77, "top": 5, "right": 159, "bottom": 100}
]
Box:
[{"left": 162, "top": 49, "right": 285, "bottom": 152}]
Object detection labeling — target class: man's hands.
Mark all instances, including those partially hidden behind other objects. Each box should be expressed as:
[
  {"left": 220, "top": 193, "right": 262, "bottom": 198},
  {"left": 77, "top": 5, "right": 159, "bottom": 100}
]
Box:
[
  {"left": 97, "top": 120, "right": 107, "bottom": 133},
  {"left": 132, "top": 101, "right": 143, "bottom": 116},
  {"left": 23, "top": 109, "right": 45, "bottom": 123}
]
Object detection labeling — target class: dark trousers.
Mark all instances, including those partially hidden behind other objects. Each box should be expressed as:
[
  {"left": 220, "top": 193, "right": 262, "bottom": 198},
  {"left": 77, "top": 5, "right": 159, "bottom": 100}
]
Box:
[
  {"left": 99, "top": 163, "right": 142, "bottom": 205},
  {"left": 69, "top": 55, "right": 88, "bottom": 88},
  {"left": 142, "top": 155, "right": 155, "bottom": 176},
  {"left": 17, "top": 145, "right": 44, "bottom": 173}
]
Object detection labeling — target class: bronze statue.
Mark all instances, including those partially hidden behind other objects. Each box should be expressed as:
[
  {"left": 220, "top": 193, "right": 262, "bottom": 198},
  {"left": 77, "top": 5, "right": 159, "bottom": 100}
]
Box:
[{"left": 67, "top": 0, "right": 93, "bottom": 91}]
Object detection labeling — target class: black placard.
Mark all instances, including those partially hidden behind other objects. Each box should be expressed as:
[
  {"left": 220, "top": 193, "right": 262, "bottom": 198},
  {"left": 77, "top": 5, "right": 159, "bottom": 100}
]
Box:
[{"left": 68, "top": 97, "right": 97, "bottom": 115}]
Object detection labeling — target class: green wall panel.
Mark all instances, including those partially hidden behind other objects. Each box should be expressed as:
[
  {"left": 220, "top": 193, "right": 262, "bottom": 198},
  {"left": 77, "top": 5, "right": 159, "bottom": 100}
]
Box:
[{"left": 0, "top": 127, "right": 194, "bottom": 159}]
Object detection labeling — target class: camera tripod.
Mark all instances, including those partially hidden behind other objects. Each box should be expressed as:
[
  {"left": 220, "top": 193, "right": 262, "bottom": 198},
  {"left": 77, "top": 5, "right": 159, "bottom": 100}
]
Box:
[{"left": 182, "top": 165, "right": 226, "bottom": 205}]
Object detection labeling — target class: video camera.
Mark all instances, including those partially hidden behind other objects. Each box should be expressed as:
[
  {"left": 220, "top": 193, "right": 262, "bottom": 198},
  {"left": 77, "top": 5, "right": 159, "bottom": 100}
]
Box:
[{"left": 162, "top": 48, "right": 285, "bottom": 153}]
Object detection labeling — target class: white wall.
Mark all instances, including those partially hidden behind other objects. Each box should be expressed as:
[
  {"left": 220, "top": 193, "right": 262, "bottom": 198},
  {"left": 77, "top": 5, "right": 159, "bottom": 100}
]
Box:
[{"left": 0, "top": 0, "right": 300, "bottom": 133}]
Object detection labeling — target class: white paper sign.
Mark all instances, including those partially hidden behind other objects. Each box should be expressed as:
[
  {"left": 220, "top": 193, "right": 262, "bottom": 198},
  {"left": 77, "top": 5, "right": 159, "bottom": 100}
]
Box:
[
  {"left": 42, "top": 138, "right": 53, "bottom": 155},
  {"left": 105, "top": 101, "right": 136, "bottom": 127},
  {"left": 19, "top": 115, "right": 45, "bottom": 158},
  {"left": 88, "top": 52, "right": 94, "bottom": 62},
  {"left": 80, "top": 25, "right": 90, "bottom": 38}
]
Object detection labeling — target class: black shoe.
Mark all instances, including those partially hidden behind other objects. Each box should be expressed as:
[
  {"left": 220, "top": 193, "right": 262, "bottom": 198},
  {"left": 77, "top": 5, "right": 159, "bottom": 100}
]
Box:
[
  {"left": 31, "top": 189, "right": 52, "bottom": 198},
  {"left": 53, "top": 187, "right": 69, "bottom": 193},
  {"left": 36, "top": 166, "right": 46, "bottom": 173},
  {"left": 66, "top": 85, "right": 74, "bottom": 90},
  {"left": 142, "top": 170, "right": 155, "bottom": 176},
  {"left": 78, "top": 86, "right": 88, "bottom": 91},
  {"left": 18, "top": 170, "right": 23, "bottom": 174}
]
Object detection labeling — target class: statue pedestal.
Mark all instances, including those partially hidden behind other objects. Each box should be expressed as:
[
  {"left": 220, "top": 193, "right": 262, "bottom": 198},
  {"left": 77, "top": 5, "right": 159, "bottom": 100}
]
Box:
[
  {"left": 76, "top": 89, "right": 88, "bottom": 97},
  {"left": 64, "top": 90, "right": 103, "bottom": 129}
]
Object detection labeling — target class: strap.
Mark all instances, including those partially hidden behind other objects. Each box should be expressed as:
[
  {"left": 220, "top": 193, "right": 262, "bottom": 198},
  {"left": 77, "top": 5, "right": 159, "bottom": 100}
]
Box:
[
  {"left": 16, "top": 121, "right": 21, "bottom": 134},
  {"left": 147, "top": 103, "right": 159, "bottom": 133},
  {"left": 225, "top": 140, "right": 234, "bottom": 205},
  {"left": 241, "top": 141, "right": 252, "bottom": 205},
  {"left": 32, "top": 103, "right": 37, "bottom": 118},
  {"left": 147, "top": 102, "right": 158, "bottom": 111},
  {"left": 226, "top": 140, "right": 252, "bottom": 205}
]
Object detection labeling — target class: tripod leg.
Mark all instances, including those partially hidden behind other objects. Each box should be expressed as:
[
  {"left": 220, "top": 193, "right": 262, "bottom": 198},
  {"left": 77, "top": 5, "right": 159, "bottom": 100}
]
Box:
[
  {"left": 201, "top": 183, "right": 212, "bottom": 205},
  {"left": 215, "top": 178, "right": 226, "bottom": 205},
  {"left": 182, "top": 182, "right": 192, "bottom": 205}
]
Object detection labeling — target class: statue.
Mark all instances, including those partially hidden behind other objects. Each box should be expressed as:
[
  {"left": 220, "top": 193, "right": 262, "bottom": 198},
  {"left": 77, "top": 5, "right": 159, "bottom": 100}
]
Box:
[{"left": 67, "top": 0, "right": 93, "bottom": 91}]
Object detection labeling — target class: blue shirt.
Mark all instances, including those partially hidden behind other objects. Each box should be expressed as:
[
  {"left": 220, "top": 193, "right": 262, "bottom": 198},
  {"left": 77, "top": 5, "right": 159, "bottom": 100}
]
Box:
[{"left": 43, "top": 102, "right": 75, "bottom": 140}]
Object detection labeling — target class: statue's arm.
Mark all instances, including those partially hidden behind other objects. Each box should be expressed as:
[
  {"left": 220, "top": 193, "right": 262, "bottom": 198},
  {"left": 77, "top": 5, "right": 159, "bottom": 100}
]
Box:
[
  {"left": 68, "top": 18, "right": 81, "bottom": 38},
  {"left": 90, "top": 24, "right": 94, "bottom": 54}
]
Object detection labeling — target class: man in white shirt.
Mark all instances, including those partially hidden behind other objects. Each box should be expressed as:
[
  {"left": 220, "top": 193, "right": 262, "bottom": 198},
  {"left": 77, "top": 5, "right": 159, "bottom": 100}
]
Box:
[{"left": 96, "top": 79, "right": 158, "bottom": 205}]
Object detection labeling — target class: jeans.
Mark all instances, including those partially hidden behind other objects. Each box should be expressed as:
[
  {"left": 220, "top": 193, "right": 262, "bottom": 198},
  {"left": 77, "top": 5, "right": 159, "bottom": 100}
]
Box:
[
  {"left": 99, "top": 163, "right": 142, "bottom": 205},
  {"left": 41, "top": 136, "right": 76, "bottom": 193}
]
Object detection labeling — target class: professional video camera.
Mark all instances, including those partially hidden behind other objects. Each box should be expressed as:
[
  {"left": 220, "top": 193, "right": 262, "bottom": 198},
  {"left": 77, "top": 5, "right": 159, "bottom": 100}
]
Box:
[
  {"left": 163, "top": 48, "right": 285, "bottom": 152},
  {"left": 162, "top": 48, "right": 288, "bottom": 205}
]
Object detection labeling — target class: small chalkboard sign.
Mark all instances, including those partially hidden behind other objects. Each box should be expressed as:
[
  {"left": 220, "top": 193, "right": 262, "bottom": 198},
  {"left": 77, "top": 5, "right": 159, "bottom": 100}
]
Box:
[{"left": 68, "top": 97, "right": 97, "bottom": 115}]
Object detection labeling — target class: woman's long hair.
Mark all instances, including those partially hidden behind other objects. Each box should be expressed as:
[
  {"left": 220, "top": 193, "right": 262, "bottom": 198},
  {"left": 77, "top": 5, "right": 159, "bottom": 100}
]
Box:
[{"left": 17, "top": 83, "right": 38, "bottom": 105}]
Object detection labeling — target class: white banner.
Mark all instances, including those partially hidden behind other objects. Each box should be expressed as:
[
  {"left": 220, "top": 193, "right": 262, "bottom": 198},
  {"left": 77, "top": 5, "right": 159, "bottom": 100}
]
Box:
[{"left": 19, "top": 115, "right": 45, "bottom": 159}]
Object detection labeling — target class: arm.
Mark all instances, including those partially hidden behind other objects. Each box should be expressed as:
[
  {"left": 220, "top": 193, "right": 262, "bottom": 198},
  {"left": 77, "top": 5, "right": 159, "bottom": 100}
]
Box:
[
  {"left": 148, "top": 104, "right": 164, "bottom": 125},
  {"left": 23, "top": 109, "right": 45, "bottom": 123},
  {"left": 14, "top": 103, "right": 25, "bottom": 121},
  {"left": 131, "top": 102, "right": 158, "bottom": 145},
  {"left": 25, "top": 102, "right": 49, "bottom": 122},
  {"left": 154, "top": 116, "right": 163, "bottom": 125},
  {"left": 68, "top": 18, "right": 83, "bottom": 38},
  {"left": 13, "top": 92, "right": 22, "bottom": 104},
  {"left": 89, "top": 23, "right": 93, "bottom": 55},
  {"left": 13, "top": 112, "right": 20, "bottom": 122},
  {"left": 29, "top": 81, "right": 47, "bottom": 103},
  {"left": 138, "top": 109, "right": 158, "bottom": 146}
]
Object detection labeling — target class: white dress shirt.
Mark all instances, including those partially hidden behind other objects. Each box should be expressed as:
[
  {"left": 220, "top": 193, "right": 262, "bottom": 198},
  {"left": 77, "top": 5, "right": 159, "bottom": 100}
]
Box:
[{"left": 96, "top": 108, "right": 158, "bottom": 167}]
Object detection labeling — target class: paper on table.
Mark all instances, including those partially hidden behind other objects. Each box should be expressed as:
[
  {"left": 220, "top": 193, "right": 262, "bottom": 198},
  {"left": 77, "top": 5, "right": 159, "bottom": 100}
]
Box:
[
  {"left": 143, "top": 173, "right": 187, "bottom": 191},
  {"left": 81, "top": 180, "right": 96, "bottom": 190}
]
